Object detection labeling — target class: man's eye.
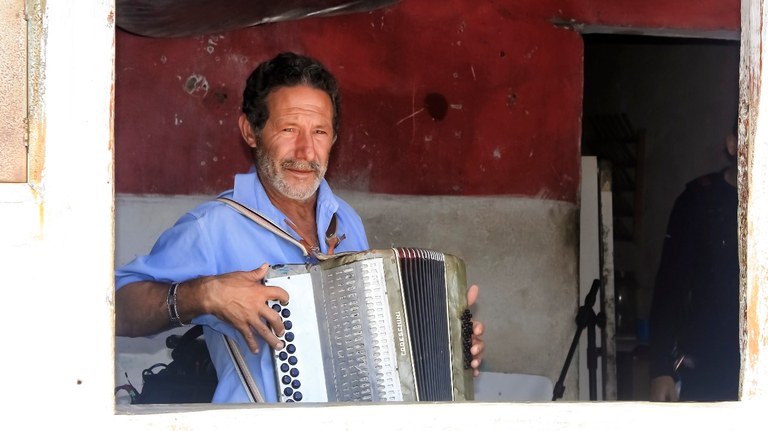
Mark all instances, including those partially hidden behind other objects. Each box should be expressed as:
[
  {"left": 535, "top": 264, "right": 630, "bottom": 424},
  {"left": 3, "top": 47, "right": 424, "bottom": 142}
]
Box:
[
  {"left": 283, "top": 127, "right": 295, "bottom": 132},
  {"left": 314, "top": 130, "right": 328, "bottom": 135}
]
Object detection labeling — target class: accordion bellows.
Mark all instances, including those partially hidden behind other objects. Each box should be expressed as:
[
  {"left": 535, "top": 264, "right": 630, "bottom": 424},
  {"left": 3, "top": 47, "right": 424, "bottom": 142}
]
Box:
[{"left": 265, "top": 247, "right": 475, "bottom": 403}]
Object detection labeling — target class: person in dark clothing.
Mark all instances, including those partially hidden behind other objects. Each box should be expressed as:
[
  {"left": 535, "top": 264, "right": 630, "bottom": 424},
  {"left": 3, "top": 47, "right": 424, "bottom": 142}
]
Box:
[{"left": 648, "top": 128, "right": 739, "bottom": 402}]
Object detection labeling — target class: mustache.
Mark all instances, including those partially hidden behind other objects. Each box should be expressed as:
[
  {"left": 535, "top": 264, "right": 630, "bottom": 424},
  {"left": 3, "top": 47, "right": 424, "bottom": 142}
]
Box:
[{"left": 281, "top": 159, "right": 322, "bottom": 173}]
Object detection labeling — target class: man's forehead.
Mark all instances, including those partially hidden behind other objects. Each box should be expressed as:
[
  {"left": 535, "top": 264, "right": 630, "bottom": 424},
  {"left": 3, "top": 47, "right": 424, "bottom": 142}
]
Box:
[{"left": 266, "top": 86, "right": 333, "bottom": 120}]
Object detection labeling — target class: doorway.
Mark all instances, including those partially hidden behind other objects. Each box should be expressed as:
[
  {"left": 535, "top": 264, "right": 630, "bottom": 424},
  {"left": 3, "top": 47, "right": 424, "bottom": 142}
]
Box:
[{"left": 581, "top": 34, "right": 740, "bottom": 400}]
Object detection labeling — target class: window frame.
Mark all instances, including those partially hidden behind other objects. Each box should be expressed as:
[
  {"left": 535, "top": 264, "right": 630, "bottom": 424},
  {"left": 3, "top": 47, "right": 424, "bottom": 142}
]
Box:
[{"left": 5, "top": 0, "right": 765, "bottom": 429}]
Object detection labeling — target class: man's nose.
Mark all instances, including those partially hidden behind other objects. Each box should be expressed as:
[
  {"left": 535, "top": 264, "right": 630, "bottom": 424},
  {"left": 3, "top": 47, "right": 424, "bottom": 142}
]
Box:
[{"left": 294, "top": 131, "right": 315, "bottom": 160}]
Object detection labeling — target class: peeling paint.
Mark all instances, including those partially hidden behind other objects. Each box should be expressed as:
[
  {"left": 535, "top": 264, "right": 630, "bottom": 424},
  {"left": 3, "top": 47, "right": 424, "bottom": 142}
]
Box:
[
  {"left": 739, "top": 0, "right": 766, "bottom": 400},
  {"left": 184, "top": 73, "right": 209, "bottom": 96},
  {"left": 205, "top": 35, "right": 223, "bottom": 55},
  {"left": 25, "top": 0, "right": 45, "bottom": 187}
]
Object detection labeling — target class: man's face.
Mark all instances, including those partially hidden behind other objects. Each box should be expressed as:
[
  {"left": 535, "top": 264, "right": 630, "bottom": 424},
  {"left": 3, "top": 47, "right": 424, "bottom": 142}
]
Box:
[{"left": 251, "top": 85, "right": 336, "bottom": 202}]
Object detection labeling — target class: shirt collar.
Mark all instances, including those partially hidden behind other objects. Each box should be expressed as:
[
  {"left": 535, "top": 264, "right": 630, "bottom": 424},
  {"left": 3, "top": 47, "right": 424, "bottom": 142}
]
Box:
[{"left": 230, "top": 168, "right": 340, "bottom": 242}]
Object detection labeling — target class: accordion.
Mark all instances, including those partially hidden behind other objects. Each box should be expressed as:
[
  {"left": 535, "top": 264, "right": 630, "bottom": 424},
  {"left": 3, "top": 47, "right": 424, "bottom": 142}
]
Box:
[{"left": 263, "top": 247, "right": 475, "bottom": 403}]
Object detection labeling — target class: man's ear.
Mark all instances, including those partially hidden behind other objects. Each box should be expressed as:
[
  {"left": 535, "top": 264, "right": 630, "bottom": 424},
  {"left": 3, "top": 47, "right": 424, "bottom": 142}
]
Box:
[{"left": 239, "top": 114, "right": 258, "bottom": 149}]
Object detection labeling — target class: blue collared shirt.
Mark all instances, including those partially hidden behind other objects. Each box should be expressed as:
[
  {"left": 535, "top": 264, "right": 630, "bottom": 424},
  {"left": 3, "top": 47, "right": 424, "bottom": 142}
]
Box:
[{"left": 116, "top": 170, "right": 369, "bottom": 403}]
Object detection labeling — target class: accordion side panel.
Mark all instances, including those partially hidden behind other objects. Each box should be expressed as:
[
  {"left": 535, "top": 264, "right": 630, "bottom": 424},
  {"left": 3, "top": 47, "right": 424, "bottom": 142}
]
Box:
[{"left": 443, "top": 253, "right": 475, "bottom": 401}]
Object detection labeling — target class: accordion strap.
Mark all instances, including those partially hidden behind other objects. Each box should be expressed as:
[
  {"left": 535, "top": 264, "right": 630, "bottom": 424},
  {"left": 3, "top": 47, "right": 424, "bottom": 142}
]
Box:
[
  {"left": 216, "top": 197, "right": 338, "bottom": 261},
  {"left": 222, "top": 333, "right": 265, "bottom": 403}
]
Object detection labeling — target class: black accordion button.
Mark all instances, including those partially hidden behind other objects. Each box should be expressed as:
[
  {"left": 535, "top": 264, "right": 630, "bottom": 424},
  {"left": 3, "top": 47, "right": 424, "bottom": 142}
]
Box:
[
  {"left": 283, "top": 387, "right": 293, "bottom": 396},
  {"left": 272, "top": 304, "right": 282, "bottom": 312},
  {"left": 288, "top": 355, "right": 298, "bottom": 365},
  {"left": 290, "top": 368, "right": 299, "bottom": 377},
  {"left": 278, "top": 351, "right": 288, "bottom": 361},
  {"left": 291, "top": 379, "right": 301, "bottom": 389},
  {"left": 284, "top": 320, "right": 293, "bottom": 330},
  {"left": 461, "top": 308, "right": 474, "bottom": 370},
  {"left": 282, "top": 375, "right": 292, "bottom": 385},
  {"left": 285, "top": 332, "right": 295, "bottom": 342},
  {"left": 293, "top": 391, "right": 303, "bottom": 401},
  {"left": 281, "top": 308, "right": 291, "bottom": 318},
  {"left": 280, "top": 363, "right": 289, "bottom": 373},
  {"left": 286, "top": 344, "right": 296, "bottom": 354}
]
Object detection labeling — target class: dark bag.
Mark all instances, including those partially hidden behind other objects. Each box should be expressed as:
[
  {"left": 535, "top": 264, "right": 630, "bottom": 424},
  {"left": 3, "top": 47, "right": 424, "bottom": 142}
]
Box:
[{"left": 133, "top": 325, "right": 218, "bottom": 404}]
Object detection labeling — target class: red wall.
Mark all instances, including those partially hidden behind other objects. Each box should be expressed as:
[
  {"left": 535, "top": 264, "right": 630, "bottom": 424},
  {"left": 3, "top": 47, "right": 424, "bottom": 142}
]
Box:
[{"left": 115, "top": 0, "right": 739, "bottom": 202}]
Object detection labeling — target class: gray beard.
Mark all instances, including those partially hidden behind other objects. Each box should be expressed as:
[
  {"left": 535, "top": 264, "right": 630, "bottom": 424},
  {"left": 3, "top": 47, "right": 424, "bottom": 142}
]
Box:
[{"left": 255, "top": 146, "right": 326, "bottom": 201}]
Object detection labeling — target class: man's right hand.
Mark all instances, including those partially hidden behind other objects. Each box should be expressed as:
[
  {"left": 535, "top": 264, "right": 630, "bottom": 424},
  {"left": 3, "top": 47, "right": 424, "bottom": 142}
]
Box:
[
  {"left": 649, "top": 375, "right": 678, "bottom": 402},
  {"left": 199, "top": 263, "right": 290, "bottom": 353}
]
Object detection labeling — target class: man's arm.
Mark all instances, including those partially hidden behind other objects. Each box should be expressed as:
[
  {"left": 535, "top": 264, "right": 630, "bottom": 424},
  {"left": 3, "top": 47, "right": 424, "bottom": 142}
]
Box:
[
  {"left": 115, "top": 264, "right": 290, "bottom": 353},
  {"left": 115, "top": 280, "right": 180, "bottom": 336}
]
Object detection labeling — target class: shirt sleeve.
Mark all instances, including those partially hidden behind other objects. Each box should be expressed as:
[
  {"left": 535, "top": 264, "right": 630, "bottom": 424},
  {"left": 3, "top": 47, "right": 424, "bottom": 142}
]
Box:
[{"left": 115, "top": 210, "right": 219, "bottom": 289}]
